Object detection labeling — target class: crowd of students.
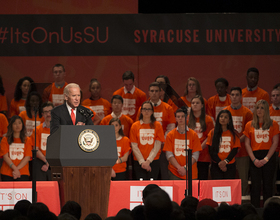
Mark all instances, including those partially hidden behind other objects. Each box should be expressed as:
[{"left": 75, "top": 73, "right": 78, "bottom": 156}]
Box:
[{"left": 0, "top": 64, "right": 279, "bottom": 208}]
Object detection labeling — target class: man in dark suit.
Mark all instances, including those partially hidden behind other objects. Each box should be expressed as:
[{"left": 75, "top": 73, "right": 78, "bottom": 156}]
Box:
[{"left": 50, "top": 83, "right": 94, "bottom": 135}]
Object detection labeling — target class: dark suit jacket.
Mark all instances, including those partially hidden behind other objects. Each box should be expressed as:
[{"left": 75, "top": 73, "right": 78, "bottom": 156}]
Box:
[{"left": 50, "top": 103, "right": 94, "bottom": 135}]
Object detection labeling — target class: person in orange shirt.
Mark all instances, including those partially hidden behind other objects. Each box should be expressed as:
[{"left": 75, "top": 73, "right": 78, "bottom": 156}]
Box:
[
  {"left": 82, "top": 78, "right": 112, "bottom": 120},
  {"left": 100, "top": 95, "right": 133, "bottom": 137},
  {"left": 224, "top": 87, "right": 253, "bottom": 196},
  {"left": 188, "top": 95, "right": 214, "bottom": 180},
  {"left": 181, "top": 77, "right": 208, "bottom": 113},
  {"left": 10, "top": 76, "right": 37, "bottom": 118},
  {"left": 130, "top": 101, "right": 165, "bottom": 180},
  {"left": 244, "top": 100, "right": 279, "bottom": 208},
  {"left": 113, "top": 71, "right": 146, "bottom": 121},
  {"left": 207, "top": 78, "right": 231, "bottom": 121},
  {"left": 109, "top": 118, "right": 131, "bottom": 180},
  {"left": 42, "top": 64, "right": 68, "bottom": 107},
  {"left": 19, "top": 91, "right": 44, "bottom": 137},
  {"left": 242, "top": 67, "right": 270, "bottom": 112},
  {"left": 270, "top": 87, "right": 280, "bottom": 194},
  {"left": 155, "top": 75, "right": 178, "bottom": 113},
  {"left": 163, "top": 108, "right": 202, "bottom": 180},
  {"left": 30, "top": 102, "right": 54, "bottom": 181},
  {"left": 0, "top": 116, "right": 32, "bottom": 181},
  {"left": 207, "top": 109, "right": 240, "bottom": 179}
]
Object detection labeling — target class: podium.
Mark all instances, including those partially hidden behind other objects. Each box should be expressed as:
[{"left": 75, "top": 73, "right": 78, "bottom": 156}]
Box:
[{"left": 47, "top": 125, "right": 117, "bottom": 220}]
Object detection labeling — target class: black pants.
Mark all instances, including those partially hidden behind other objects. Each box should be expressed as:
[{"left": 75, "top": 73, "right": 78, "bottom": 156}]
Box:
[
  {"left": 197, "top": 161, "right": 210, "bottom": 180},
  {"left": 112, "top": 171, "right": 126, "bottom": 181},
  {"left": 250, "top": 150, "right": 276, "bottom": 208},
  {"left": 133, "top": 160, "right": 160, "bottom": 180},
  {"left": 1, "top": 174, "right": 29, "bottom": 181},
  {"left": 210, "top": 162, "right": 236, "bottom": 180}
]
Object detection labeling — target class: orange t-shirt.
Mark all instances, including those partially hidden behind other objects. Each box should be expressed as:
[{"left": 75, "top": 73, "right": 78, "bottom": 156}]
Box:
[
  {"left": 130, "top": 121, "right": 165, "bottom": 161},
  {"left": 188, "top": 115, "right": 215, "bottom": 163},
  {"left": 112, "top": 136, "right": 131, "bottom": 173},
  {"left": 10, "top": 99, "right": 26, "bottom": 118},
  {"left": 30, "top": 123, "right": 50, "bottom": 157},
  {"left": 207, "top": 129, "right": 241, "bottom": 164},
  {"left": 0, "top": 113, "right": 8, "bottom": 138},
  {"left": 224, "top": 105, "right": 253, "bottom": 157},
  {"left": 43, "top": 82, "right": 68, "bottom": 106},
  {"left": 136, "top": 101, "right": 176, "bottom": 133},
  {"left": 19, "top": 111, "right": 45, "bottom": 137},
  {"left": 207, "top": 94, "right": 231, "bottom": 121},
  {"left": 242, "top": 87, "right": 270, "bottom": 112},
  {"left": 0, "top": 95, "right": 8, "bottom": 112},
  {"left": 163, "top": 128, "right": 202, "bottom": 179},
  {"left": 243, "top": 120, "right": 279, "bottom": 151},
  {"left": 270, "top": 106, "right": 280, "bottom": 151},
  {"left": 0, "top": 137, "right": 32, "bottom": 177},
  {"left": 100, "top": 113, "right": 133, "bottom": 137},
  {"left": 167, "top": 98, "right": 178, "bottom": 113},
  {"left": 113, "top": 86, "right": 146, "bottom": 121},
  {"left": 82, "top": 98, "right": 112, "bottom": 120}
]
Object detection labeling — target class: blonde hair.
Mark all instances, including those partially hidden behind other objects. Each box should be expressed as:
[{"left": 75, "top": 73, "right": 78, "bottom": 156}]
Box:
[{"left": 251, "top": 100, "right": 272, "bottom": 130}]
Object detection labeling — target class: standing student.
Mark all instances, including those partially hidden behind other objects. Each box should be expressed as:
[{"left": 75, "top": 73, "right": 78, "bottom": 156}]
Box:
[
  {"left": 130, "top": 101, "right": 165, "bottom": 180},
  {"left": 109, "top": 118, "right": 131, "bottom": 180},
  {"left": 244, "top": 100, "right": 279, "bottom": 207},
  {"left": 188, "top": 95, "right": 214, "bottom": 180},
  {"left": 163, "top": 108, "right": 202, "bottom": 180},
  {"left": 82, "top": 78, "right": 112, "bottom": 120},
  {"left": 0, "top": 116, "right": 32, "bottom": 181},
  {"left": 207, "top": 110, "right": 240, "bottom": 179}
]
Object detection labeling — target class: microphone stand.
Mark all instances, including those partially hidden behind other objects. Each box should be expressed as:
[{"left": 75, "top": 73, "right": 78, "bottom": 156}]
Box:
[{"left": 32, "top": 106, "right": 38, "bottom": 203}]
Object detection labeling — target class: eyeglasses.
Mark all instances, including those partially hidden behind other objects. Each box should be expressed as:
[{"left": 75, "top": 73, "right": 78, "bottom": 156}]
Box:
[{"left": 142, "top": 108, "right": 153, "bottom": 112}]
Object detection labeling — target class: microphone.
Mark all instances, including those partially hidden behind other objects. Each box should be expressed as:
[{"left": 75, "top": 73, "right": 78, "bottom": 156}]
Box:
[{"left": 78, "top": 108, "right": 94, "bottom": 123}]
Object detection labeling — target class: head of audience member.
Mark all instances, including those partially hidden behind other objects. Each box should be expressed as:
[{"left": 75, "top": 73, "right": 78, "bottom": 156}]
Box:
[
  {"left": 180, "top": 196, "right": 199, "bottom": 220},
  {"left": 131, "top": 205, "right": 145, "bottom": 220},
  {"left": 196, "top": 205, "right": 217, "bottom": 220},
  {"left": 263, "top": 201, "right": 280, "bottom": 220},
  {"left": 14, "top": 76, "right": 37, "bottom": 101},
  {"left": 184, "top": 77, "right": 203, "bottom": 96},
  {"left": 238, "top": 203, "right": 258, "bottom": 219},
  {"left": 111, "top": 95, "right": 123, "bottom": 116},
  {"left": 175, "top": 108, "right": 187, "bottom": 127},
  {"left": 139, "top": 101, "right": 156, "bottom": 126},
  {"left": 216, "top": 203, "right": 239, "bottom": 220},
  {"left": 64, "top": 83, "right": 81, "bottom": 109},
  {"left": 196, "top": 198, "right": 218, "bottom": 210},
  {"left": 27, "top": 202, "right": 50, "bottom": 220},
  {"left": 42, "top": 102, "right": 54, "bottom": 124},
  {"left": 215, "top": 78, "right": 228, "bottom": 97},
  {"left": 7, "top": 115, "right": 26, "bottom": 144},
  {"left": 84, "top": 213, "right": 102, "bottom": 220},
  {"left": 25, "top": 91, "right": 43, "bottom": 118},
  {"left": 252, "top": 99, "right": 272, "bottom": 130},
  {"left": 246, "top": 67, "right": 259, "bottom": 89},
  {"left": 271, "top": 88, "right": 280, "bottom": 107},
  {"left": 263, "top": 196, "right": 280, "bottom": 208},
  {"left": 243, "top": 214, "right": 262, "bottom": 220},
  {"left": 58, "top": 213, "right": 78, "bottom": 220},
  {"left": 14, "top": 199, "right": 32, "bottom": 216},
  {"left": 142, "top": 184, "right": 161, "bottom": 203},
  {"left": 155, "top": 75, "right": 170, "bottom": 102},
  {"left": 0, "top": 209, "right": 21, "bottom": 220},
  {"left": 115, "top": 208, "right": 133, "bottom": 220},
  {"left": 144, "top": 188, "right": 172, "bottom": 220},
  {"left": 230, "top": 87, "right": 242, "bottom": 107},
  {"left": 60, "top": 201, "right": 81, "bottom": 220},
  {"left": 52, "top": 63, "right": 66, "bottom": 85},
  {"left": 170, "top": 201, "right": 185, "bottom": 220},
  {"left": 89, "top": 78, "right": 101, "bottom": 100},
  {"left": 148, "top": 82, "right": 161, "bottom": 103},
  {"left": 122, "top": 71, "right": 134, "bottom": 92}
]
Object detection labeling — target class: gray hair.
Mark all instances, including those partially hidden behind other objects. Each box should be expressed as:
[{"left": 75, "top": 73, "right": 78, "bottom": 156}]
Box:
[{"left": 64, "top": 83, "right": 81, "bottom": 96}]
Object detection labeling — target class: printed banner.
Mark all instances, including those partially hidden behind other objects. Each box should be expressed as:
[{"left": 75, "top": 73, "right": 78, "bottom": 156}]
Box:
[{"left": 0, "top": 14, "right": 280, "bottom": 56}]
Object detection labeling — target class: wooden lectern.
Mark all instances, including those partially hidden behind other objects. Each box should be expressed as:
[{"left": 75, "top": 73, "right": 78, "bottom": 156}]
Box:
[{"left": 46, "top": 125, "right": 117, "bottom": 220}]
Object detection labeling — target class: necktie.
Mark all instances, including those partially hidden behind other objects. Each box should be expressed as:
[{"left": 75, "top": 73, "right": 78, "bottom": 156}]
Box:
[
  {"left": 154, "top": 103, "right": 157, "bottom": 107},
  {"left": 276, "top": 107, "right": 279, "bottom": 110},
  {"left": 71, "top": 109, "right": 76, "bottom": 125}
]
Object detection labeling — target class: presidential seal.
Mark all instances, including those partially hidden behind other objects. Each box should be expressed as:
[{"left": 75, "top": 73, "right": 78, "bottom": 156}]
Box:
[{"left": 78, "top": 129, "right": 100, "bottom": 152}]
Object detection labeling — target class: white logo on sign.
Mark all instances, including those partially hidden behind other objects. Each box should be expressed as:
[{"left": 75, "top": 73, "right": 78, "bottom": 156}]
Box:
[
  {"left": 154, "top": 112, "right": 163, "bottom": 124},
  {"left": 219, "top": 136, "right": 231, "bottom": 153},
  {"left": 52, "top": 94, "right": 64, "bottom": 107},
  {"left": 9, "top": 143, "right": 25, "bottom": 160},
  {"left": 232, "top": 116, "right": 243, "bottom": 133},
  {"left": 140, "top": 129, "right": 155, "bottom": 145},
  {"left": 41, "top": 133, "right": 49, "bottom": 151},
  {"left": 90, "top": 105, "right": 105, "bottom": 119},
  {"left": 174, "top": 139, "right": 188, "bottom": 156},
  {"left": 26, "top": 120, "right": 40, "bottom": 137},
  {"left": 194, "top": 122, "right": 203, "bottom": 138},
  {"left": 212, "top": 186, "right": 232, "bottom": 202},
  {"left": 254, "top": 128, "right": 269, "bottom": 143},
  {"left": 123, "top": 99, "right": 136, "bottom": 116},
  {"left": 243, "top": 97, "right": 257, "bottom": 112}
]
